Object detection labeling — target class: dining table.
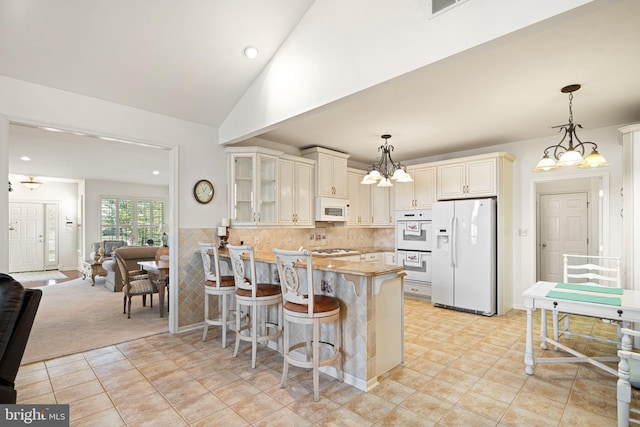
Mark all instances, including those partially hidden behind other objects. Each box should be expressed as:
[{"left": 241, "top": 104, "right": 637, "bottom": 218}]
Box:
[
  {"left": 522, "top": 280, "right": 640, "bottom": 376},
  {"left": 137, "top": 260, "right": 169, "bottom": 317}
]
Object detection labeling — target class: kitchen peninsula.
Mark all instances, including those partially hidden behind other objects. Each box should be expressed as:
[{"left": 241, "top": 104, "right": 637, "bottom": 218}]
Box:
[{"left": 219, "top": 249, "right": 406, "bottom": 392}]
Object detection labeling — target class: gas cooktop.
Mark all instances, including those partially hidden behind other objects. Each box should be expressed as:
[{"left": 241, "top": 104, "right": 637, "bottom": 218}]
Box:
[{"left": 311, "top": 248, "right": 360, "bottom": 255}]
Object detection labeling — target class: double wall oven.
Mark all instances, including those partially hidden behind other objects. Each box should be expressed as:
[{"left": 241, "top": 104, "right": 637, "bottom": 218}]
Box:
[{"left": 396, "top": 209, "right": 432, "bottom": 298}]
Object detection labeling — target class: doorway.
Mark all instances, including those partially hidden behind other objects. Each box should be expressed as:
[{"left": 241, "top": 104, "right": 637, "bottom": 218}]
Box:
[
  {"left": 538, "top": 192, "right": 589, "bottom": 282},
  {"left": 535, "top": 176, "right": 604, "bottom": 281},
  {"left": 8, "top": 202, "right": 59, "bottom": 273}
]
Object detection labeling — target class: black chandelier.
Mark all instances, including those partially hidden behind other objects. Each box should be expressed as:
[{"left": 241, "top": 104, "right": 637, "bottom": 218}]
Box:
[
  {"left": 361, "top": 134, "right": 413, "bottom": 187},
  {"left": 533, "top": 84, "right": 609, "bottom": 172}
]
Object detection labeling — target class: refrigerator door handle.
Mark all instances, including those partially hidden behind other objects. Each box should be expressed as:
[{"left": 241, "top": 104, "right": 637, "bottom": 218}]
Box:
[{"left": 451, "top": 216, "right": 457, "bottom": 268}]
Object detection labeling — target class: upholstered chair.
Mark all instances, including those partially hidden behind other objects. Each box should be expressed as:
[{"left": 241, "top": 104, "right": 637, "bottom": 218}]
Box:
[{"left": 114, "top": 252, "right": 157, "bottom": 318}]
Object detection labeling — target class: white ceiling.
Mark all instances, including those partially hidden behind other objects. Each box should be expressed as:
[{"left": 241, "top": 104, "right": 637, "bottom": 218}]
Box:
[{"left": 3, "top": 0, "right": 640, "bottom": 183}]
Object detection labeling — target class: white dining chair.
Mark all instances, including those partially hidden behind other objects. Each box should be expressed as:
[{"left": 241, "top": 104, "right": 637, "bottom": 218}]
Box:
[{"left": 552, "top": 254, "right": 623, "bottom": 349}]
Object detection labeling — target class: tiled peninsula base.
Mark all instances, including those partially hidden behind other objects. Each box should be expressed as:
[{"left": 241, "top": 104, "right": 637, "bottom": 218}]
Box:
[{"left": 220, "top": 253, "right": 405, "bottom": 392}]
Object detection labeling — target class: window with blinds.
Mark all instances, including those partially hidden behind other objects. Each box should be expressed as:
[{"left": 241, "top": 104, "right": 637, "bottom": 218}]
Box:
[{"left": 100, "top": 197, "right": 165, "bottom": 246}]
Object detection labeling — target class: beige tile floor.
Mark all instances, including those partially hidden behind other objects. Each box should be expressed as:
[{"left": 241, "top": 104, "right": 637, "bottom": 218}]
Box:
[{"left": 16, "top": 298, "right": 623, "bottom": 426}]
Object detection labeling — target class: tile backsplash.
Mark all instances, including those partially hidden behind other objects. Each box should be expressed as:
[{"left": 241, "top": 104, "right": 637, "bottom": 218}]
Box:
[{"left": 228, "top": 226, "right": 394, "bottom": 252}]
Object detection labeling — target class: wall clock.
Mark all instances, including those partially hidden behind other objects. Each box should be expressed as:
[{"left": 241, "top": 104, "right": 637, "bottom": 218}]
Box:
[{"left": 193, "top": 179, "right": 214, "bottom": 204}]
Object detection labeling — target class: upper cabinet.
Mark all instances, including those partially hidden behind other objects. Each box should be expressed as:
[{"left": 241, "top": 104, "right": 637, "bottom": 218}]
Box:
[
  {"left": 371, "top": 184, "right": 395, "bottom": 227},
  {"left": 302, "top": 147, "right": 350, "bottom": 199},
  {"left": 437, "top": 157, "right": 498, "bottom": 200},
  {"left": 395, "top": 165, "right": 437, "bottom": 210},
  {"left": 228, "top": 147, "right": 280, "bottom": 226},
  {"left": 347, "top": 168, "right": 394, "bottom": 227},
  {"left": 278, "top": 155, "right": 314, "bottom": 227},
  {"left": 347, "top": 168, "right": 371, "bottom": 226}
]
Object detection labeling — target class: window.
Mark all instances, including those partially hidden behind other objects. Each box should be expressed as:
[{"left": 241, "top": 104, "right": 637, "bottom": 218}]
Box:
[{"left": 100, "top": 198, "right": 165, "bottom": 246}]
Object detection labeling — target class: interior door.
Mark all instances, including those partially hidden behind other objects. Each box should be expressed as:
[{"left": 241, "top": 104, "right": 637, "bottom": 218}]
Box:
[
  {"left": 539, "top": 193, "right": 589, "bottom": 282},
  {"left": 9, "top": 202, "right": 45, "bottom": 273}
]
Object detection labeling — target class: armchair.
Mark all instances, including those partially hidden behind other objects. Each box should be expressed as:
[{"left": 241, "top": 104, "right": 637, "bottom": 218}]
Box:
[
  {"left": 0, "top": 273, "right": 42, "bottom": 403},
  {"left": 114, "top": 252, "right": 157, "bottom": 318},
  {"left": 103, "top": 246, "right": 159, "bottom": 292}
]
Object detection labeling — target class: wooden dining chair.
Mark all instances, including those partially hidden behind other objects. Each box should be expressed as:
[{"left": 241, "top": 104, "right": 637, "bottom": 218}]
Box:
[{"left": 114, "top": 252, "right": 157, "bottom": 318}]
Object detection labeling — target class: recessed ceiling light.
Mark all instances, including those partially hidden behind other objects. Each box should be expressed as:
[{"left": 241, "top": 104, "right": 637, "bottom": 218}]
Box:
[
  {"left": 20, "top": 156, "right": 31, "bottom": 161},
  {"left": 243, "top": 46, "right": 258, "bottom": 60},
  {"left": 152, "top": 170, "right": 160, "bottom": 175}
]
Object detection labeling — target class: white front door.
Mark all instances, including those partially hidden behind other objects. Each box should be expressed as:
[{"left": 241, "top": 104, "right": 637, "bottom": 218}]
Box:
[
  {"left": 539, "top": 192, "right": 589, "bottom": 282},
  {"left": 9, "top": 202, "right": 45, "bottom": 273}
]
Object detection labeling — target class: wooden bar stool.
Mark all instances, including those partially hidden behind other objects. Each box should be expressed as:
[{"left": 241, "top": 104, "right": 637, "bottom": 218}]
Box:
[
  {"left": 199, "top": 243, "right": 236, "bottom": 347},
  {"left": 227, "top": 245, "right": 282, "bottom": 369},
  {"left": 273, "top": 248, "right": 343, "bottom": 401}
]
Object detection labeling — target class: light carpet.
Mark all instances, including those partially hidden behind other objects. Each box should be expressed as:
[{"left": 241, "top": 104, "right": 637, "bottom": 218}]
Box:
[
  {"left": 11, "top": 271, "right": 67, "bottom": 282},
  {"left": 22, "top": 277, "right": 168, "bottom": 365}
]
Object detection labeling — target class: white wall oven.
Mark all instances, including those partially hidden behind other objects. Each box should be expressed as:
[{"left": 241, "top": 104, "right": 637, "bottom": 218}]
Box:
[{"left": 396, "top": 209, "right": 432, "bottom": 298}]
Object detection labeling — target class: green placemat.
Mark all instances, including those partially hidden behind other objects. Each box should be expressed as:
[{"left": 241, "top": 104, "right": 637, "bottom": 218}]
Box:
[
  {"left": 556, "top": 282, "right": 623, "bottom": 295},
  {"left": 546, "top": 290, "right": 621, "bottom": 306}
]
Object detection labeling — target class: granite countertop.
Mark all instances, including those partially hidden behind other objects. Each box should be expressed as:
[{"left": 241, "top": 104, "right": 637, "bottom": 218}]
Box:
[
  {"left": 219, "top": 249, "right": 403, "bottom": 278},
  {"left": 308, "top": 247, "right": 395, "bottom": 257}
]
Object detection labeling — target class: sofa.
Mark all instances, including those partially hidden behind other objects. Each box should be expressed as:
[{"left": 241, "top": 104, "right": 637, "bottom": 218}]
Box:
[
  {"left": 89, "top": 240, "right": 127, "bottom": 260},
  {"left": 102, "top": 246, "right": 159, "bottom": 292}
]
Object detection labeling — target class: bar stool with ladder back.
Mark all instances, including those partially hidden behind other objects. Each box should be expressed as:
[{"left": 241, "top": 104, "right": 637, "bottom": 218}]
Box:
[
  {"left": 199, "top": 243, "right": 236, "bottom": 347},
  {"left": 227, "top": 245, "right": 282, "bottom": 369},
  {"left": 273, "top": 248, "right": 343, "bottom": 401}
]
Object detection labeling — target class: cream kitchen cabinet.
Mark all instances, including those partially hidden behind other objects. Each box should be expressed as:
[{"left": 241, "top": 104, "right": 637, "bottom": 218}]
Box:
[
  {"left": 394, "top": 165, "right": 436, "bottom": 210},
  {"left": 384, "top": 252, "right": 395, "bottom": 265},
  {"left": 371, "top": 184, "right": 395, "bottom": 227},
  {"left": 347, "top": 168, "right": 371, "bottom": 226},
  {"left": 278, "top": 155, "right": 314, "bottom": 227},
  {"left": 437, "top": 157, "right": 496, "bottom": 200},
  {"left": 302, "top": 147, "right": 350, "bottom": 199},
  {"left": 227, "top": 147, "right": 280, "bottom": 227}
]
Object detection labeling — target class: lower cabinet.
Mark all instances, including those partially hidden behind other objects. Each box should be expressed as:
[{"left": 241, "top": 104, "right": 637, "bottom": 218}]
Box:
[
  {"left": 383, "top": 252, "right": 395, "bottom": 265},
  {"left": 404, "top": 282, "right": 431, "bottom": 299},
  {"left": 361, "top": 252, "right": 382, "bottom": 263}
]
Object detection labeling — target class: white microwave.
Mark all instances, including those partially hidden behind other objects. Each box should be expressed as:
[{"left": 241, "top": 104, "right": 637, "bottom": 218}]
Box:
[{"left": 316, "top": 197, "right": 349, "bottom": 222}]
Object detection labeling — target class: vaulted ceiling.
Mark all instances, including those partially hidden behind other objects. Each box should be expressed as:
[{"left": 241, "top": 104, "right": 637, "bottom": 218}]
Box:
[{"left": 3, "top": 0, "right": 640, "bottom": 184}]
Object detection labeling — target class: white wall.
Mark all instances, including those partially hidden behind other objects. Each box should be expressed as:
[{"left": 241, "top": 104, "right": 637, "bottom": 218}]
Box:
[
  {"left": 84, "top": 180, "right": 170, "bottom": 258},
  {"left": 0, "top": 75, "right": 226, "bottom": 273},
  {"left": 220, "top": 0, "right": 592, "bottom": 143},
  {"left": 8, "top": 176, "right": 79, "bottom": 270}
]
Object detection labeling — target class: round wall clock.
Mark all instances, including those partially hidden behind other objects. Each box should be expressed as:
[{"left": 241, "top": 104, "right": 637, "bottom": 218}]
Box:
[{"left": 193, "top": 179, "right": 214, "bottom": 204}]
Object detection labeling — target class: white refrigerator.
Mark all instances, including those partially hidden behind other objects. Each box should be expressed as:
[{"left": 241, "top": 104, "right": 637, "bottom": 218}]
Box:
[{"left": 431, "top": 198, "right": 496, "bottom": 315}]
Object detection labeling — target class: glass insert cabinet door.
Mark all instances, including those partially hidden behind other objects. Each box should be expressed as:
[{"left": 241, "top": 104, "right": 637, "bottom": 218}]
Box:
[{"left": 231, "top": 152, "right": 278, "bottom": 225}]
